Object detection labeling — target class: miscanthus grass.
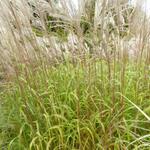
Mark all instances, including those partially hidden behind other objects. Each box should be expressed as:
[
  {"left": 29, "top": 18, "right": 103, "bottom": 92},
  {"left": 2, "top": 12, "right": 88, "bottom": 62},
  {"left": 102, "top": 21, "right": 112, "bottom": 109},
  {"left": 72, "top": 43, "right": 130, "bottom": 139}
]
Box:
[
  {"left": 0, "top": 58, "right": 149, "bottom": 149},
  {"left": 0, "top": 0, "right": 150, "bottom": 149}
]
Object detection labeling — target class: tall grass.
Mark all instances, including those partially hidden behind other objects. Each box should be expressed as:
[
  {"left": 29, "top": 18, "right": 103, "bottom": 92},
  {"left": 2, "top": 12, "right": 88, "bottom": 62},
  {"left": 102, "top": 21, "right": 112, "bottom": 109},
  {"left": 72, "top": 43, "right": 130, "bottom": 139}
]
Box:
[
  {"left": 0, "top": 0, "right": 150, "bottom": 149},
  {"left": 0, "top": 60, "right": 150, "bottom": 149}
]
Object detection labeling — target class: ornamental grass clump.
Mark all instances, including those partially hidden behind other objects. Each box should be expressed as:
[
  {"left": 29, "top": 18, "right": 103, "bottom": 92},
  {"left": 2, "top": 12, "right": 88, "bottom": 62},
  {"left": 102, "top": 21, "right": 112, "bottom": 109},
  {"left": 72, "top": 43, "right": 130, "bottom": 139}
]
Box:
[{"left": 0, "top": 0, "right": 150, "bottom": 149}]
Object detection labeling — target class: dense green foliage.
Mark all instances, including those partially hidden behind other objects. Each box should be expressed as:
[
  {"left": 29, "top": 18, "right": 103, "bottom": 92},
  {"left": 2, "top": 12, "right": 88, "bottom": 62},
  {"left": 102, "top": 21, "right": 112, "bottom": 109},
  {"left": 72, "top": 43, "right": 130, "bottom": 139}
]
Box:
[{"left": 0, "top": 59, "right": 149, "bottom": 149}]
